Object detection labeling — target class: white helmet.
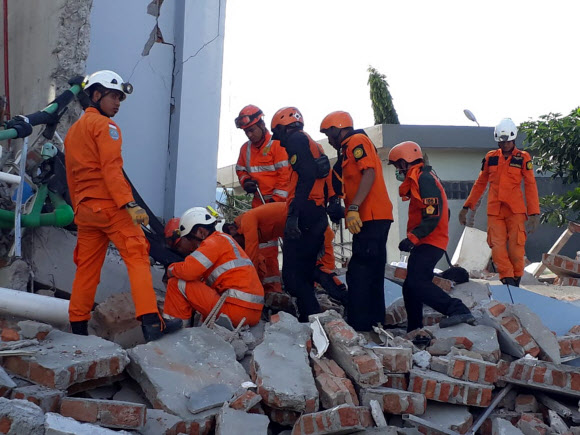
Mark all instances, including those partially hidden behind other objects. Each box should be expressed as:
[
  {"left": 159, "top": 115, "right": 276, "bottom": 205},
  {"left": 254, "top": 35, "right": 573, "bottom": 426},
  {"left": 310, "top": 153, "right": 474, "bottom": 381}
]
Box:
[
  {"left": 179, "top": 207, "right": 217, "bottom": 237},
  {"left": 83, "top": 70, "right": 133, "bottom": 101},
  {"left": 494, "top": 118, "right": 517, "bottom": 142}
]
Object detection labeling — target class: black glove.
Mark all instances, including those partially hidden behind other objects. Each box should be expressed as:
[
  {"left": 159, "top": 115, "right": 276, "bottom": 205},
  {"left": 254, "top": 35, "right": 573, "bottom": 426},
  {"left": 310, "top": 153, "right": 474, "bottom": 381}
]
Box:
[
  {"left": 243, "top": 179, "right": 258, "bottom": 194},
  {"left": 68, "top": 75, "right": 86, "bottom": 86},
  {"left": 398, "top": 238, "right": 415, "bottom": 252},
  {"left": 284, "top": 214, "right": 301, "bottom": 240},
  {"left": 327, "top": 196, "right": 345, "bottom": 224},
  {"left": 5, "top": 116, "right": 33, "bottom": 139}
]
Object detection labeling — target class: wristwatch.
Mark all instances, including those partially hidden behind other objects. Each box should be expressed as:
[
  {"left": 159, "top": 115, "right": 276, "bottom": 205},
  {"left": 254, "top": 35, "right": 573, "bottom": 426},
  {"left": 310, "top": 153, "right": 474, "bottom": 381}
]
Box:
[
  {"left": 347, "top": 204, "right": 359, "bottom": 212},
  {"left": 125, "top": 201, "right": 139, "bottom": 209}
]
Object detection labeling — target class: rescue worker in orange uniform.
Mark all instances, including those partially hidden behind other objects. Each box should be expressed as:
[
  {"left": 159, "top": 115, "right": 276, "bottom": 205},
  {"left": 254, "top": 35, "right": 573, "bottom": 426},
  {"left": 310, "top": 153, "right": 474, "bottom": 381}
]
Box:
[
  {"left": 64, "top": 70, "right": 182, "bottom": 341},
  {"left": 223, "top": 202, "right": 347, "bottom": 303},
  {"left": 164, "top": 207, "right": 264, "bottom": 327},
  {"left": 459, "top": 119, "right": 540, "bottom": 287},
  {"left": 320, "top": 111, "right": 393, "bottom": 331},
  {"left": 388, "top": 141, "right": 474, "bottom": 332},
  {"left": 235, "top": 104, "right": 290, "bottom": 293},
  {"left": 271, "top": 107, "right": 329, "bottom": 321}
]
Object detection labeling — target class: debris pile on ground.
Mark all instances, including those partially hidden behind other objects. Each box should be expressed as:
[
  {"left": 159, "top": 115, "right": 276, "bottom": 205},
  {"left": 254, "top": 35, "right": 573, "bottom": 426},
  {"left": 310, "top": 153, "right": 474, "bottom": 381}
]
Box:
[{"left": 0, "top": 271, "right": 577, "bottom": 434}]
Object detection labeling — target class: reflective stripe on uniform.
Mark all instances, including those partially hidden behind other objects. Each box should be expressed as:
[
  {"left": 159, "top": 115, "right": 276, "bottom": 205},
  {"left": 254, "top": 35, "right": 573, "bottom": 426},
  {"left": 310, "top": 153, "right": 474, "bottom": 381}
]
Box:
[
  {"left": 205, "top": 233, "right": 254, "bottom": 286},
  {"left": 259, "top": 240, "right": 278, "bottom": 249},
  {"left": 177, "top": 279, "right": 187, "bottom": 298},
  {"left": 274, "top": 160, "right": 288, "bottom": 169},
  {"left": 245, "top": 139, "right": 276, "bottom": 174},
  {"left": 224, "top": 288, "right": 264, "bottom": 305},
  {"left": 273, "top": 189, "right": 288, "bottom": 198},
  {"left": 262, "top": 276, "right": 281, "bottom": 284},
  {"left": 235, "top": 165, "right": 246, "bottom": 171},
  {"left": 248, "top": 165, "right": 276, "bottom": 173},
  {"left": 190, "top": 251, "right": 213, "bottom": 269}
]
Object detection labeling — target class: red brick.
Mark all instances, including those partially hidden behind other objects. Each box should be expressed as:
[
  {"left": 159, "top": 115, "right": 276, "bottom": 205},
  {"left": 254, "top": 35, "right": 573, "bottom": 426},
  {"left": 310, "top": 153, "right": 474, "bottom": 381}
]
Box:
[
  {"left": 353, "top": 354, "right": 380, "bottom": 374},
  {"left": 382, "top": 395, "right": 402, "bottom": 414},
  {"left": 559, "top": 339, "right": 573, "bottom": 356},
  {"left": 0, "top": 416, "right": 12, "bottom": 433},
  {"left": 302, "top": 415, "right": 315, "bottom": 434},
  {"left": 394, "top": 267, "right": 407, "bottom": 279},
  {"left": 60, "top": 398, "right": 98, "bottom": 423},
  {"left": 452, "top": 360, "right": 466, "bottom": 378},
  {"left": 229, "top": 390, "right": 261, "bottom": 411},
  {"left": 28, "top": 362, "right": 56, "bottom": 388},
  {"left": 512, "top": 363, "right": 525, "bottom": 380},
  {"left": 526, "top": 346, "right": 540, "bottom": 357},
  {"left": 515, "top": 332, "right": 533, "bottom": 347},
  {"left": 480, "top": 388, "right": 492, "bottom": 406},
  {"left": 572, "top": 338, "right": 580, "bottom": 354},
  {"left": 438, "top": 382, "right": 451, "bottom": 402},
  {"left": 551, "top": 370, "right": 566, "bottom": 388},
  {"left": 532, "top": 367, "right": 547, "bottom": 383},
  {"left": 60, "top": 398, "right": 146, "bottom": 429},
  {"left": 501, "top": 317, "right": 520, "bottom": 334},
  {"left": 571, "top": 373, "right": 580, "bottom": 391},
  {"left": 568, "top": 325, "right": 580, "bottom": 335},
  {"left": 424, "top": 380, "right": 436, "bottom": 399},
  {"left": 454, "top": 337, "right": 473, "bottom": 350},
  {"left": 484, "top": 365, "right": 498, "bottom": 384},
  {"left": 466, "top": 387, "right": 479, "bottom": 405},
  {"left": 0, "top": 329, "right": 19, "bottom": 342},
  {"left": 383, "top": 374, "right": 408, "bottom": 390},
  {"left": 467, "top": 363, "right": 480, "bottom": 382},
  {"left": 412, "top": 376, "right": 423, "bottom": 393},
  {"left": 488, "top": 303, "right": 507, "bottom": 317}
]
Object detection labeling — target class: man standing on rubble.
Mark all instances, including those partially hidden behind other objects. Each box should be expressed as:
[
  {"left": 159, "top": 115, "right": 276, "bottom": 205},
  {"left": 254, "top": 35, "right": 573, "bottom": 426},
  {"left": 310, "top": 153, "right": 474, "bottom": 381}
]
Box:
[
  {"left": 235, "top": 105, "right": 290, "bottom": 294},
  {"left": 459, "top": 118, "right": 540, "bottom": 287},
  {"left": 388, "top": 141, "right": 475, "bottom": 332},
  {"left": 223, "top": 202, "right": 347, "bottom": 303},
  {"left": 164, "top": 207, "right": 264, "bottom": 327},
  {"left": 270, "top": 107, "right": 329, "bottom": 322},
  {"left": 320, "top": 111, "right": 393, "bottom": 331},
  {"left": 64, "top": 70, "right": 182, "bottom": 341}
]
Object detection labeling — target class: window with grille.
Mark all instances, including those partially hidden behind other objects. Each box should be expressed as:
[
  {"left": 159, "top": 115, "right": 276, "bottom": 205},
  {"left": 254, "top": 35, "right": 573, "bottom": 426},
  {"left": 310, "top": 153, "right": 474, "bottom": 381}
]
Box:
[{"left": 441, "top": 181, "right": 474, "bottom": 200}]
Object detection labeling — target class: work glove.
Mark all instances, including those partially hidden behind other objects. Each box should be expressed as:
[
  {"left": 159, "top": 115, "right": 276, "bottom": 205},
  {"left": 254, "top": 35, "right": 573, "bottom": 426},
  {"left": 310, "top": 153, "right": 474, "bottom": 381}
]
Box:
[
  {"left": 458, "top": 207, "right": 469, "bottom": 226},
  {"left": 398, "top": 238, "right": 415, "bottom": 252},
  {"left": 284, "top": 214, "right": 301, "bottom": 240},
  {"left": 526, "top": 214, "right": 540, "bottom": 234},
  {"left": 345, "top": 209, "right": 363, "bottom": 234},
  {"left": 243, "top": 179, "right": 258, "bottom": 194},
  {"left": 327, "top": 196, "right": 345, "bottom": 224},
  {"left": 126, "top": 203, "right": 149, "bottom": 226},
  {"left": 5, "top": 116, "right": 33, "bottom": 139}
]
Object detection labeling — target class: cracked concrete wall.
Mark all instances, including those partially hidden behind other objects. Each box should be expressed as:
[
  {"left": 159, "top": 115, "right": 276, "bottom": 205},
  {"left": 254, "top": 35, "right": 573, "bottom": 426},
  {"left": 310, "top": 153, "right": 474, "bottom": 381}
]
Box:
[{"left": 87, "top": 0, "right": 226, "bottom": 218}]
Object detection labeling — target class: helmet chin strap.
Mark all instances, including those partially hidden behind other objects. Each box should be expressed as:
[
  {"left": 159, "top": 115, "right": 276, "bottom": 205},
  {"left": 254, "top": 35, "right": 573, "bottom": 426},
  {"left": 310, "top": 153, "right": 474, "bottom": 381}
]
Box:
[{"left": 90, "top": 90, "right": 112, "bottom": 117}]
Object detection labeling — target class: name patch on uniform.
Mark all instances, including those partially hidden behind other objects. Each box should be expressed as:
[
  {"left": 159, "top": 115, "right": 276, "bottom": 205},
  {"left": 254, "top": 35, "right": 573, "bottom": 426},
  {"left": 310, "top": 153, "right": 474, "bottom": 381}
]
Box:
[
  {"left": 509, "top": 156, "right": 523, "bottom": 168},
  {"left": 290, "top": 154, "right": 297, "bottom": 165},
  {"left": 526, "top": 160, "right": 533, "bottom": 170},
  {"left": 487, "top": 156, "right": 499, "bottom": 166},
  {"left": 352, "top": 145, "right": 367, "bottom": 161},
  {"left": 109, "top": 124, "right": 119, "bottom": 140},
  {"left": 423, "top": 197, "right": 439, "bottom": 206}
]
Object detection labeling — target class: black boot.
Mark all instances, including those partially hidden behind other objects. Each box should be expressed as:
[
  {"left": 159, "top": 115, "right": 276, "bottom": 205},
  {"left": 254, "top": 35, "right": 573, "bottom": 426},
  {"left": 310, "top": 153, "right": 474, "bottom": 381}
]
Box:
[
  {"left": 70, "top": 320, "right": 88, "bottom": 336},
  {"left": 141, "top": 313, "right": 183, "bottom": 342},
  {"left": 501, "top": 277, "right": 518, "bottom": 287},
  {"left": 514, "top": 276, "right": 521, "bottom": 287}
]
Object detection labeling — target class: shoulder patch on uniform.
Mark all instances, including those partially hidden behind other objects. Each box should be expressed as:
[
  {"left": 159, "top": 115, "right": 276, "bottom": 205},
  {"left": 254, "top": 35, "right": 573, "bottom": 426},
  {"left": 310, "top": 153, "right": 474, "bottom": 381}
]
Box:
[
  {"left": 487, "top": 155, "right": 499, "bottom": 166},
  {"left": 290, "top": 154, "right": 297, "bottom": 165},
  {"left": 423, "top": 197, "right": 439, "bottom": 206},
  {"left": 526, "top": 160, "right": 533, "bottom": 170},
  {"left": 352, "top": 144, "right": 367, "bottom": 161},
  {"left": 108, "top": 123, "right": 119, "bottom": 140}
]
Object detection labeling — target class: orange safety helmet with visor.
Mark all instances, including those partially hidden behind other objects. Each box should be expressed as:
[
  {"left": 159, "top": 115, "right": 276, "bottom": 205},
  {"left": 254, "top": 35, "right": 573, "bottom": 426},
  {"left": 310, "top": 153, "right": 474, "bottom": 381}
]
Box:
[{"left": 235, "top": 105, "right": 264, "bottom": 130}]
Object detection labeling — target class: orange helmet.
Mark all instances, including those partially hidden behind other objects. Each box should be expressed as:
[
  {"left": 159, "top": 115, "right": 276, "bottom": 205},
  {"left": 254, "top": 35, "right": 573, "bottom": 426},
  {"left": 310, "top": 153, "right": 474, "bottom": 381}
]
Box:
[
  {"left": 388, "top": 141, "right": 423, "bottom": 164},
  {"left": 164, "top": 217, "right": 181, "bottom": 248},
  {"left": 235, "top": 105, "right": 264, "bottom": 129},
  {"left": 320, "top": 111, "right": 353, "bottom": 132},
  {"left": 271, "top": 107, "right": 304, "bottom": 130}
]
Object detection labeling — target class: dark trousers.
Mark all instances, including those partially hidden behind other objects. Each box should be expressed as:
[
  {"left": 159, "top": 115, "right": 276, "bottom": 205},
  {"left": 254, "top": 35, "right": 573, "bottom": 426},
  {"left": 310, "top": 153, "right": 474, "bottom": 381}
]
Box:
[
  {"left": 346, "top": 220, "right": 391, "bottom": 331},
  {"left": 403, "top": 244, "right": 471, "bottom": 332},
  {"left": 282, "top": 206, "right": 327, "bottom": 322}
]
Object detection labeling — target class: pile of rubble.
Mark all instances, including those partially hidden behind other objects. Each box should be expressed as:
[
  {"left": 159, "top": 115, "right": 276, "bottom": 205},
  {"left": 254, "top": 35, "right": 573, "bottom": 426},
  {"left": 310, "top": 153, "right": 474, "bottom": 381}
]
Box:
[{"left": 0, "top": 267, "right": 578, "bottom": 435}]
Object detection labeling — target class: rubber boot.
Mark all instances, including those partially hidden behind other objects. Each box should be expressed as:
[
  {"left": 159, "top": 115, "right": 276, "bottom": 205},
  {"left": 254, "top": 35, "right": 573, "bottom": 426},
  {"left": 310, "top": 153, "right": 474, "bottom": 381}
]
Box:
[
  {"left": 501, "top": 277, "right": 518, "bottom": 287},
  {"left": 514, "top": 276, "right": 522, "bottom": 287},
  {"left": 70, "top": 320, "right": 88, "bottom": 336},
  {"left": 141, "top": 313, "right": 183, "bottom": 342},
  {"left": 439, "top": 313, "right": 476, "bottom": 329}
]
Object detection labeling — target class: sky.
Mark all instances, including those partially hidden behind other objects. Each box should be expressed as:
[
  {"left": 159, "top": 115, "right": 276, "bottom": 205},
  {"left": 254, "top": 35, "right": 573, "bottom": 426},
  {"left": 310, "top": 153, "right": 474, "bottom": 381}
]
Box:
[{"left": 217, "top": 0, "right": 580, "bottom": 168}]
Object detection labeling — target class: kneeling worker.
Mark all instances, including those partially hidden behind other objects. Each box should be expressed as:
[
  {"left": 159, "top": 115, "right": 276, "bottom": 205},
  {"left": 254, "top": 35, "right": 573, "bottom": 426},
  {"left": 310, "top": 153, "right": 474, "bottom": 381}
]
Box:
[
  {"left": 388, "top": 141, "right": 475, "bottom": 332},
  {"left": 164, "top": 207, "right": 264, "bottom": 327}
]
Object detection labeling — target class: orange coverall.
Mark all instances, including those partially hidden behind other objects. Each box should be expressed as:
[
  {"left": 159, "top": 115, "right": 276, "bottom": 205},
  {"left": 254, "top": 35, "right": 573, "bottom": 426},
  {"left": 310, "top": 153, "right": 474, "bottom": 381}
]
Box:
[
  {"left": 165, "top": 231, "right": 264, "bottom": 327},
  {"left": 463, "top": 147, "right": 540, "bottom": 279},
  {"left": 64, "top": 107, "right": 159, "bottom": 322}
]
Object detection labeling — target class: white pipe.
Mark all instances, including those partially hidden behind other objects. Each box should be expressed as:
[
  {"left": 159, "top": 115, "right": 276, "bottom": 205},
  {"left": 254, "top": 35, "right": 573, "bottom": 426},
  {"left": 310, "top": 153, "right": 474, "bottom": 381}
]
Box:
[
  {"left": 0, "top": 287, "right": 69, "bottom": 326},
  {"left": 0, "top": 171, "right": 21, "bottom": 184}
]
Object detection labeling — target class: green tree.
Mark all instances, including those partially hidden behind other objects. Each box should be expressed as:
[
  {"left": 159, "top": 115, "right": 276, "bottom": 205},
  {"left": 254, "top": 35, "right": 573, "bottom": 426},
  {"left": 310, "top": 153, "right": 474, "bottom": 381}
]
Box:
[
  {"left": 519, "top": 107, "right": 580, "bottom": 226},
  {"left": 367, "top": 66, "right": 399, "bottom": 125}
]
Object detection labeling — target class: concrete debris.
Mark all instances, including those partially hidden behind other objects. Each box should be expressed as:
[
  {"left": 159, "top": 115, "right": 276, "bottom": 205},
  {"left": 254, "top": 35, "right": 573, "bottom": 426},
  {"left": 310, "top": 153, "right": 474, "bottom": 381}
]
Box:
[
  {"left": 492, "top": 418, "right": 525, "bottom": 435},
  {"left": 59, "top": 397, "right": 146, "bottom": 430},
  {"left": 516, "top": 413, "right": 551, "bottom": 435},
  {"left": 0, "top": 397, "right": 44, "bottom": 435},
  {"left": 412, "top": 350, "right": 431, "bottom": 369},
  {"left": 360, "top": 386, "right": 425, "bottom": 415},
  {"left": 414, "top": 401, "right": 473, "bottom": 434},
  {"left": 44, "top": 412, "right": 131, "bottom": 434},
  {"left": 11, "top": 384, "right": 65, "bottom": 413},
  {"left": 215, "top": 404, "right": 269, "bottom": 435},
  {"left": 426, "top": 322, "right": 501, "bottom": 362},
  {"left": 548, "top": 409, "right": 569, "bottom": 434},
  {"left": 369, "top": 399, "right": 387, "bottom": 427},
  {"left": 291, "top": 404, "right": 373, "bottom": 434},
  {"left": 187, "top": 384, "right": 235, "bottom": 414}
]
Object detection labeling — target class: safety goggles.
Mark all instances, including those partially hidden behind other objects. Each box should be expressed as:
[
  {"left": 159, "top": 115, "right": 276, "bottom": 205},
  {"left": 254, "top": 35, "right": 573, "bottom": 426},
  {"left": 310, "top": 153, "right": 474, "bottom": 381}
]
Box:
[{"left": 235, "top": 110, "right": 263, "bottom": 128}]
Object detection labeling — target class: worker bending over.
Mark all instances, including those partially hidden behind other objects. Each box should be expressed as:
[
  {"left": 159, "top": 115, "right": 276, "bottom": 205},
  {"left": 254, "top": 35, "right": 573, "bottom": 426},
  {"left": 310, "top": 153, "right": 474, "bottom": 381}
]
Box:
[
  {"left": 235, "top": 104, "right": 290, "bottom": 293},
  {"left": 459, "top": 119, "right": 540, "bottom": 287},
  {"left": 164, "top": 207, "right": 264, "bottom": 327},
  {"left": 320, "top": 111, "right": 393, "bottom": 331},
  {"left": 388, "top": 141, "right": 474, "bottom": 332},
  {"left": 271, "top": 107, "right": 329, "bottom": 321},
  {"left": 64, "top": 70, "right": 181, "bottom": 341},
  {"left": 223, "top": 202, "right": 347, "bottom": 303}
]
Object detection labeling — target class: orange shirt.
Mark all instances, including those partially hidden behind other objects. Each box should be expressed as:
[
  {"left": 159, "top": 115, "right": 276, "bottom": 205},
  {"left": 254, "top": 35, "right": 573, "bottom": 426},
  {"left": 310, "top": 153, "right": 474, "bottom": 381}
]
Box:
[
  {"left": 168, "top": 231, "right": 264, "bottom": 309},
  {"left": 235, "top": 131, "right": 290, "bottom": 206},
  {"left": 64, "top": 107, "right": 134, "bottom": 211},
  {"left": 399, "top": 163, "right": 449, "bottom": 250},
  {"left": 340, "top": 130, "right": 393, "bottom": 222},
  {"left": 463, "top": 147, "right": 540, "bottom": 216}
]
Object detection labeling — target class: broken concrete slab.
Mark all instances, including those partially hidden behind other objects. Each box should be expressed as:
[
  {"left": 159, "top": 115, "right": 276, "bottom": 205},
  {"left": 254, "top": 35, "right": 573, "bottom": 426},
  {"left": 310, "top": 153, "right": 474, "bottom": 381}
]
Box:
[
  {"left": 450, "top": 227, "right": 492, "bottom": 274},
  {"left": 510, "top": 304, "right": 561, "bottom": 363},
  {"left": 44, "top": 412, "right": 130, "bottom": 435},
  {"left": 448, "top": 279, "right": 492, "bottom": 309},
  {"left": 548, "top": 409, "right": 569, "bottom": 434},
  {"left": 409, "top": 369, "right": 494, "bottom": 407},
  {"left": 516, "top": 413, "right": 550, "bottom": 435},
  {"left": 215, "top": 404, "right": 269, "bottom": 435},
  {"left": 11, "top": 384, "right": 65, "bottom": 413},
  {"left": 416, "top": 401, "right": 473, "bottom": 434},
  {"left": 501, "top": 358, "right": 580, "bottom": 398},
  {"left": 17, "top": 320, "right": 52, "bottom": 340},
  {"left": 0, "top": 397, "right": 44, "bottom": 435},
  {"left": 140, "top": 408, "right": 184, "bottom": 435},
  {"left": 542, "top": 253, "right": 580, "bottom": 278},
  {"left": 127, "top": 327, "right": 249, "bottom": 423},
  {"left": 187, "top": 384, "right": 235, "bottom": 414},
  {"left": 425, "top": 323, "right": 501, "bottom": 362},
  {"left": 492, "top": 418, "right": 524, "bottom": 435},
  {"left": 251, "top": 312, "right": 318, "bottom": 416},
  {"left": 311, "top": 357, "right": 358, "bottom": 408},
  {"left": 2, "top": 330, "right": 128, "bottom": 390}
]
